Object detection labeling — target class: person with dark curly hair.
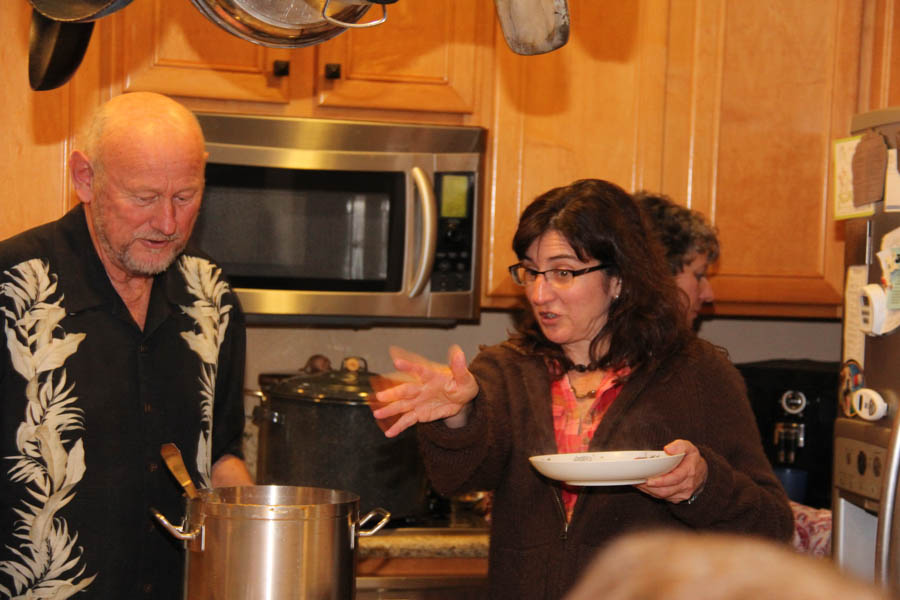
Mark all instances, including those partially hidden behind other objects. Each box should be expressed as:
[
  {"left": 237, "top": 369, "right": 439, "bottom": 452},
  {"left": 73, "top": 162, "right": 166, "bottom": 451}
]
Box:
[
  {"left": 638, "top": 191, "right": 833, "bottom": 557},
  {"left": 373, "top": 179, "right": 793, "bottom": 600},
  {"left": 635, "top": 191, "right": 719, "bottom": 325}
]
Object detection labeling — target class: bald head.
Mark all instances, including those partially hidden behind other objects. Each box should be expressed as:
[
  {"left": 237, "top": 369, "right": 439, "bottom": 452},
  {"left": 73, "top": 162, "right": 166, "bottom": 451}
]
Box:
[{"left": 83, "top": 92, "right": 206, "bottom": 183}]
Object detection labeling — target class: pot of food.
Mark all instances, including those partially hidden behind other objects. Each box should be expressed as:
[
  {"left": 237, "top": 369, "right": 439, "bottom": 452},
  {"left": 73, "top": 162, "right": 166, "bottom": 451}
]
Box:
[
  {"left": 255, "top": 356, "right": 431, "bottom": 522},
  {"left": 188, "top": 0, "right": 396, "bottom": 48},
  {"left": 154, "top": 485, "right": 389, "bottom": 599}
]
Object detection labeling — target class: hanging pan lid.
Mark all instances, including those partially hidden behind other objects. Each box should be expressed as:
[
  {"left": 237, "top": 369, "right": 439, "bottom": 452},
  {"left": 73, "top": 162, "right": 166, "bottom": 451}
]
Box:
[
  {"left": 28, "top": 0, "right": 135, "bottom": 22},
  {"left": 28, "top": 9, "right": 94, "bottom": 91},
  {"left": 266, "top": 356, "right": 379, "bottom": 405}
]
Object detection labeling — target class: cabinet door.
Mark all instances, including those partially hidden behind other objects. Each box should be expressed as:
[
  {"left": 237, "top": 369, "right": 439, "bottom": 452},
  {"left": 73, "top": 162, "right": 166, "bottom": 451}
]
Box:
[
  {"left": 661, "top": 0, "right": 863, "bottom": 318},
  {"left": 482, "top": 1, "right": 670, "bottom": 303},
  {"left": 315, "top": 0, "right": 488, "bottom": 113},
  {"left": 115, "top": 0, "right": 291, "bottom": 103}
]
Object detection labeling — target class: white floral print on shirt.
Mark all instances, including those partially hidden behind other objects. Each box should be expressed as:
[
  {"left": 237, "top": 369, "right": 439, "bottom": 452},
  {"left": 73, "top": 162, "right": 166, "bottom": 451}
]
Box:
[
  {"left": 0, "top": 258, "right": 94, "bottom": 599},
  {"left": 178, "top": 256, "right": 232, "bottom": 489}
]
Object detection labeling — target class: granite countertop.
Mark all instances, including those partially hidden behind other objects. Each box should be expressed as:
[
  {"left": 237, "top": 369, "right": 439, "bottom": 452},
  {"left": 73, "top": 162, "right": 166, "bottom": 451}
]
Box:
[{"left": 358, "top": 527, "right": 489, "bottom": 559}]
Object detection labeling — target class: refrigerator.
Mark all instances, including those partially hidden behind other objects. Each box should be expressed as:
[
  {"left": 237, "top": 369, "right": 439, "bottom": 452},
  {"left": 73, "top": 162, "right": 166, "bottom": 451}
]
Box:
[{"left": 833, "top": 108, "right": 900, "bottom": 593}]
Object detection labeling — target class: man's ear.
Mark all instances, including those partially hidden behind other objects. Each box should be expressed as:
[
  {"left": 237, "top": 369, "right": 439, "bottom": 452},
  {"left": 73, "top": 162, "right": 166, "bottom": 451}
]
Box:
[{"left": 70, "top": 150, "right": 95, "bottom": 203}]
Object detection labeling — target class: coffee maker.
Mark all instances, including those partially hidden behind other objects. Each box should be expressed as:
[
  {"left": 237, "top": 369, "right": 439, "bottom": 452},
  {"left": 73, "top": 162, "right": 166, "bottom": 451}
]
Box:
[{"left": 736, "top": 359, "right": 839, "bottom": 508}]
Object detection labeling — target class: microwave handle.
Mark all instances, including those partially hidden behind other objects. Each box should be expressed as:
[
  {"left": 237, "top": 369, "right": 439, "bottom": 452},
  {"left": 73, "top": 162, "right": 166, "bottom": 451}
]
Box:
[{"left": 409, "top": 166, "right": 437, "bottom": 298}]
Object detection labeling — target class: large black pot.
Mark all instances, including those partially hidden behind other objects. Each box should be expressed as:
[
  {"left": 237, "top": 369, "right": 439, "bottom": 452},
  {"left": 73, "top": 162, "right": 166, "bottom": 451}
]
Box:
[{"left": 254, "top": 356, "right": 429, "bottom": 521}]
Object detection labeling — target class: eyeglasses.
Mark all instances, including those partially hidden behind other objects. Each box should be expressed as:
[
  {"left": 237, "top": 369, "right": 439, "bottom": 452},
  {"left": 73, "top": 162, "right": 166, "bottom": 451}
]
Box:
[{"left": 507, "top": 263, "right": 607, "bottom": 288}]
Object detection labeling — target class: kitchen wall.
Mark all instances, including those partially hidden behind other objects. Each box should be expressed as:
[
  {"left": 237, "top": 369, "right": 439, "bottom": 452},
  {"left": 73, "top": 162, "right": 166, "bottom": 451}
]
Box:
[{"left": 245, "top": 312, "right": 843, "bottom": 388}]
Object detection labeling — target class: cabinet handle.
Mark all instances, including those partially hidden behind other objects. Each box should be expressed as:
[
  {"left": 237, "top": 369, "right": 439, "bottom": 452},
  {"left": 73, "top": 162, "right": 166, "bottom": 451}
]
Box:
[
  {"left": 324, "top": 63, "right": 342, "bottom": 80},
  {"left": 272, "top": 60, "right": 290, "bottom": 77}
]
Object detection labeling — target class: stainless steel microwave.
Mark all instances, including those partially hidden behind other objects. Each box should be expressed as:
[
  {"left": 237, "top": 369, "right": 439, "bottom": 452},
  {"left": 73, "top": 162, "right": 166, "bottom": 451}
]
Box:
[{"left": 189, "top": 113, "right": 486, "bottom": 325}]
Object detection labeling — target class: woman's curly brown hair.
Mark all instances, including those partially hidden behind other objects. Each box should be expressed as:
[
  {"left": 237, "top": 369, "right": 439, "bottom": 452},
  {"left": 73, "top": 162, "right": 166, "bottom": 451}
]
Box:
[{"left": 510, "top": 179, "right": 691, "bottom": 379}]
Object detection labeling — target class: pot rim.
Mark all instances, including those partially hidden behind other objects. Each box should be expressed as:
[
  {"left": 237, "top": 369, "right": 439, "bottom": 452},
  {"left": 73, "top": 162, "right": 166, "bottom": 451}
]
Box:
[{"left": 190, "top": 485, "right": 361, "bottom": 520}]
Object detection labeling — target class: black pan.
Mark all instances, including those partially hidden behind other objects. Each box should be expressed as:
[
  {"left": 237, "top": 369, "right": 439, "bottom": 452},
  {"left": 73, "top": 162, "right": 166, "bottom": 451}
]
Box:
[
  {"left": 29, "top": 9, "right": 94, "bottom": 91},
  {"left": 29, "top": 0, "right": 134, "bottom": 22}
]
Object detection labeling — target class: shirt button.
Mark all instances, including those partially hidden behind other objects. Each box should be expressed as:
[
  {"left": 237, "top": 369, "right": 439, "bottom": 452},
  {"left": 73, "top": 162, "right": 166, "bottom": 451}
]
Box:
[
  {"left": 143, "top": 583, "right": 153, "bottom": 594},
  {"left": 148, "top": 462, "right": 158, "bottom": 473}
]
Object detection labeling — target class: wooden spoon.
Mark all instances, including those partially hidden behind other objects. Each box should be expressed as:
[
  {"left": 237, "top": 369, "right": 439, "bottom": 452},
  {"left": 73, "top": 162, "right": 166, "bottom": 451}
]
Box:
[{"left": 160, "top": 443, "right": 200, "bottom": 499}]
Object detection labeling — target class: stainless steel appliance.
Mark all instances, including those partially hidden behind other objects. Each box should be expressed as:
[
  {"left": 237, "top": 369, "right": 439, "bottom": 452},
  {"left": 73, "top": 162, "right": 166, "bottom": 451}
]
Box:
[
  {"left": 154, "top": 486, "right": 389, "bottom": 600},
  {"left": 189, "top": 113, "right": 485, "bottom": 325},
  {"left": 833, "top": 108, "right": 900, "bottom": 591},
  {"left": 737, "top": 359, "right": 838, "bottom": 509}
]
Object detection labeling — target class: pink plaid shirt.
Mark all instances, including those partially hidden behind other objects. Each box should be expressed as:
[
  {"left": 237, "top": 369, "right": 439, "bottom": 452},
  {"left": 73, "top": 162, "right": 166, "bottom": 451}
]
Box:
[{"left": 551, "top": 371, "right": 625, "bottom": 520}]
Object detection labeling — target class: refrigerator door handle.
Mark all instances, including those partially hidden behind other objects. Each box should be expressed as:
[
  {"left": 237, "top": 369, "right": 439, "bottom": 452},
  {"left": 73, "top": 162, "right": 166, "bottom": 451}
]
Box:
[{"left": 876, "top": 408, "right": 900, "bottom": 585}]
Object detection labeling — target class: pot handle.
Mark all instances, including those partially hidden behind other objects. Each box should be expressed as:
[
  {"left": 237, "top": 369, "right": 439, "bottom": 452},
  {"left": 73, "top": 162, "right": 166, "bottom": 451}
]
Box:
[
  {"left": 358, "top": 507, "right": 391, "bottom": 537},
  {"left": 150, "top": 507, "right": 204, "bottom": 549},
  {"left": 322, "top": 0, "right": 388, "bottom": 28}
]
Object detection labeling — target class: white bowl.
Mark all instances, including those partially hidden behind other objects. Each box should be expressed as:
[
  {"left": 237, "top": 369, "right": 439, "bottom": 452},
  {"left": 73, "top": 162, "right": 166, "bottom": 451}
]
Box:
[{"left": 529, "top": 450, "right": 685, "bottom": 486}]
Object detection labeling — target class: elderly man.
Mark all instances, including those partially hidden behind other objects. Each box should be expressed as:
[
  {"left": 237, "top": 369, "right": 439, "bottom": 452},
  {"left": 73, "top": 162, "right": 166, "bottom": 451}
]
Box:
[{"left": 0, "top": 92, "right": 252, "bottom": 598}]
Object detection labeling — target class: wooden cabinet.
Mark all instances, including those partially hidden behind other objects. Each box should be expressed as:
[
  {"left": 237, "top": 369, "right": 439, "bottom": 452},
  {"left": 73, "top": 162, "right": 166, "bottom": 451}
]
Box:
[
  {"left": 315, "top": 0, "right": 489, "bottom": 114},
  {"left": 660, "top": 0, "right": 863, "bottom": 318},
  {"left": 107, "top": 0, "right": 492, "bottom": 121},
  {"left": 0, "top": 2, "right": 109, "bottom": 241},
  {"left": 481, "top": 1, "right": 672, "bottom": 304},
  {"left": 482, "top": 0, "right": 865, "bottom": 318},
  {"left": 114, "top": 0, "right": 292, "bottom": 103}
]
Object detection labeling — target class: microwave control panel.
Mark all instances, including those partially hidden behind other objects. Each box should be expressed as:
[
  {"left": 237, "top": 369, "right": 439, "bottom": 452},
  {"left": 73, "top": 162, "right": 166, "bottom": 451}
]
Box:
[{"left": 431, "top": 172, "right": 475, "bottom": 292}]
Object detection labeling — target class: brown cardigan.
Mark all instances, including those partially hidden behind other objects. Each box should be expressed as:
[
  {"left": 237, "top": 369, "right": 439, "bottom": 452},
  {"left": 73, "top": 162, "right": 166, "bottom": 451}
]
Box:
[{"left": 418, "top": 336, "right": 794, "bottom": 600}]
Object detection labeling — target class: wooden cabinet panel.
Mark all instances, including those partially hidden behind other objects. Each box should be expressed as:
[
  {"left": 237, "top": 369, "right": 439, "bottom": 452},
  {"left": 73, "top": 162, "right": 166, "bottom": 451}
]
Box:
[
  {"left": 315, "top": 0, "right": 488, "bottom": 113},
  {"left": 116, "top": 0, "right": 292, "bottom": 103},
  {"left": 482, "top": 1, "right": 670, "bottom": 302},
  {"left": 662, "top": 0, "right": 863, "bottom": 317},
  {"left": 1, "top": 3, "right": 71, "bottom": 240}
]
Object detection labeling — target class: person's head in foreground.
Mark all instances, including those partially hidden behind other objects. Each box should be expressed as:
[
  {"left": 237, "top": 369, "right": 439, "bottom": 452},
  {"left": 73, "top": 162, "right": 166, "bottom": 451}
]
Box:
[{"left": 565, "top": 530, "right": 887, "bottom": 600}]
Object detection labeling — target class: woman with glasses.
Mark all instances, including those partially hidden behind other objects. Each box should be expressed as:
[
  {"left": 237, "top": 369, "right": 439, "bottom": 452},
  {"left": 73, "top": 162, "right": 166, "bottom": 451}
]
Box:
[{"left": 373, "top": 179, "right": 793, "bottom": 600}]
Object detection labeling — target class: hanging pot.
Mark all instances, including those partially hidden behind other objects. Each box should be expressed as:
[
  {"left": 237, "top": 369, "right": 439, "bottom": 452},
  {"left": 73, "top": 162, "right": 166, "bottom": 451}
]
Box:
[
  {"left": 254, "top": 356, "right": 431, "bottom": 521},
  {"left": 28, "top": 9, "right": 94, "bottom": 91},
  {"left": 188, "top": 0, "right": 393, "bottom": 49},
  {"left": 28, "top": 0, "right": 135, "bottom": 22},
  {"left": 493, "top": 0, "right": 570, "bottom": 55}
]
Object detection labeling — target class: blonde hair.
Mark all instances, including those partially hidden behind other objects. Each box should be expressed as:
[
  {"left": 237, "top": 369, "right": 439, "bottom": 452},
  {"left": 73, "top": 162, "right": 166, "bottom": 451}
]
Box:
[{"left": 565, "top": 530, "right": 886, "bottom": 600}]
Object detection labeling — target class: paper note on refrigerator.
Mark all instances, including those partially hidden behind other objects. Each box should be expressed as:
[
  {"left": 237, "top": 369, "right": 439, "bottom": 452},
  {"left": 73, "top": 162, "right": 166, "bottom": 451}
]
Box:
[
  {"left": 834, "top": 135, "right": 876, "bottom": 219},
  {"left": 885, "top": 148, "right": 900, "bottom": 212},
  {"left": 843, "top": 264, "right": 868, "bottom": 367}
]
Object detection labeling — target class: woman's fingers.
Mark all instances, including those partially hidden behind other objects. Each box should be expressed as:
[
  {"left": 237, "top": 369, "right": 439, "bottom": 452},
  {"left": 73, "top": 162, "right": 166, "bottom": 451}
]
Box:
[{"left": 383, "top": 410, "right": 420, "bottom": 438}]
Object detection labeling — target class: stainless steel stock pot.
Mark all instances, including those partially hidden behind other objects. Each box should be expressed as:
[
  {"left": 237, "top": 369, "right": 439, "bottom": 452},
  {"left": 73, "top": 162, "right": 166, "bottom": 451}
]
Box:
[{"left": 154, "top": 485, "right": 389, "bottom": 599}]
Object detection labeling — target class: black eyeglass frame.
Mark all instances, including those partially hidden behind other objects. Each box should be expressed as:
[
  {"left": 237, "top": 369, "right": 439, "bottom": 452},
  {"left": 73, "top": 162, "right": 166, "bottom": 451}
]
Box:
[{"left": 507, "top": 263, "right": 607, "bottom": 286}]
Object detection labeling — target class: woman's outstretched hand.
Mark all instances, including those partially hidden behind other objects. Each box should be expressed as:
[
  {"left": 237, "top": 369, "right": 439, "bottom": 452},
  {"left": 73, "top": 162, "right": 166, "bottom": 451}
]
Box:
[{"left": 370, "top": 344, "right": 479, "bottom": 438}]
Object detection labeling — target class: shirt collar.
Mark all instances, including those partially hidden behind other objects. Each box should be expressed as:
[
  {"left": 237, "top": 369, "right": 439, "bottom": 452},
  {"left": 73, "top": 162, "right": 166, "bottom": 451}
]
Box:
[{"left": 53, "top": 205, "right": 195, "bottom": 315}]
